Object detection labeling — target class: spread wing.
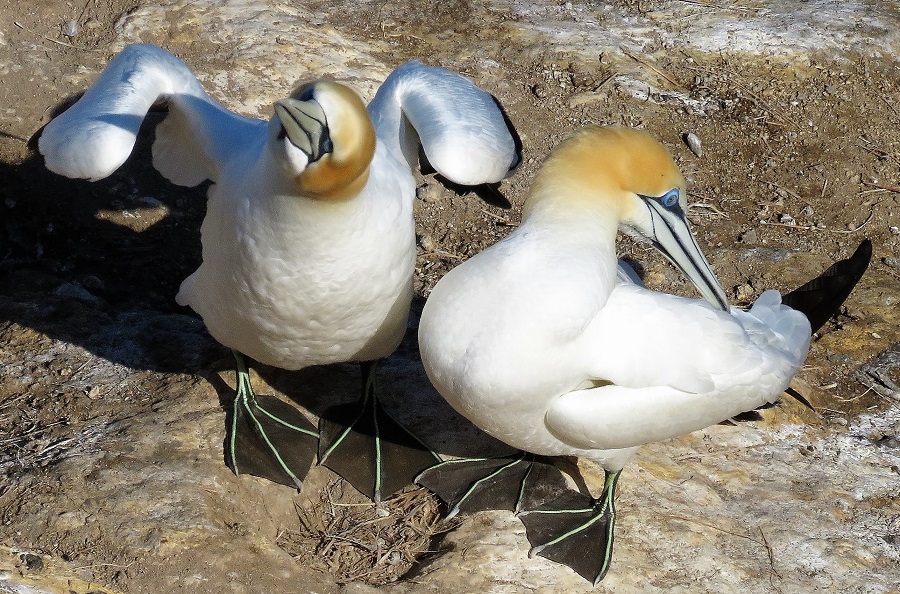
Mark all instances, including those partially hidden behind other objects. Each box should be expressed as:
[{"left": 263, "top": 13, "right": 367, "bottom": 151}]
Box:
[
  {"left": 368, "top": 60, "right": 521, "bottom": 187},
  {"left": 39, "top": 43, "right": 264, "bottom": 186}
]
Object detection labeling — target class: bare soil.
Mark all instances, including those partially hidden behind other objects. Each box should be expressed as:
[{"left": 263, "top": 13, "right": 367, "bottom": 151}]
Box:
[{"left": 1, "top": 0, "right": 898, "bottom": 592}]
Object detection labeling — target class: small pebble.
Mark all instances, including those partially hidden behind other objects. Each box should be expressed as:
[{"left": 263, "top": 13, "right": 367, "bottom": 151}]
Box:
[
  {"left": 419, "top": 234, "right": 437, "bottom": 252},
  {"left": 780, "top": 214, "right": 795, "bottom": 225},
  {"left": 52, "top": 282, "right": 100, "bottom": 305},
  {"left": 734, "top": 283, "right": 754, "bottom": 301},
  {"left": 80, "top": 275, "right": 105, "bottom": 291},
  {"left": 826, "top": 352, "right": 851, "bottom": 364},
  {"left": 883, "top": 257, "right": 900, "bottom": 269},
  {"left": 868, "top": 430, "right": 885, "bottom": 442},
  {"left": 21, "top": 553, "right": 43, "bottom": 573},
  {"left": 683, "top": 132, "right": 702, "bottom": 157},
  {"left": 739, "top": 229, "right": 758, "bottom": 244},
  {"left": 416, "top": 183, "right": 442, "bottom": 204},
  {"left": 63, "top": 19, "right": 79, "bottom": 38}
]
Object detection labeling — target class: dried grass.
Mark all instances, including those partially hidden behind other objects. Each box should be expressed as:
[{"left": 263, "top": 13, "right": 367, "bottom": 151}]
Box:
[{"left": 277, "top": 480, "right": 451, "bottom": 585}]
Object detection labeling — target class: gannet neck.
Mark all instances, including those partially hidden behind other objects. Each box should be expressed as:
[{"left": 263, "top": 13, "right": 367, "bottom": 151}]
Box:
[
  {"left": 271, "top": 80, "right": 376, "bottom": 201},
  {"left": 519, "top": 183, "right": 620, "bottom": 251},
  {"left": 519, "top": 126, "right": 728, "bottom": 310}
]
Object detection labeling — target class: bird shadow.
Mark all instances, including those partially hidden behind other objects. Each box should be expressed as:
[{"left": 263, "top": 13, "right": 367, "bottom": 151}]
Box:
[{"left": 1, "top": 99, "right": 217, "bottom": 375}]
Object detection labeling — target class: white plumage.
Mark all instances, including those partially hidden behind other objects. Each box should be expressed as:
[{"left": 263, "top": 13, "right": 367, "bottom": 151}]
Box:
[
  {"left": 420, "top": 126, "right": 809, "bottom": 470},
  {"left": 40, "top": 43, "right": 519, "bottom": 498},
  {"left": 417, "top": 125, "right": 811, "bottom": 582},
  {"left": 40, "top": 45, "right": 518, "bottom": 371}
]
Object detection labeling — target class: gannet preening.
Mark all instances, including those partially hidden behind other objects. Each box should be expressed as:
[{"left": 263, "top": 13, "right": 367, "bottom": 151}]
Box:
[
  {"left": 416, "top": 126, "right": 870, "bottom": 583},
  {"left": 39, "top": 43, "right": 521, "bottom": 502}
]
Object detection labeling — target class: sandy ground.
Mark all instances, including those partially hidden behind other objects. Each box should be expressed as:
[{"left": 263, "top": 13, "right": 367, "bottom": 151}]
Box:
[{"left": 1, "top": 1, "right": 899, "bottom": 593}]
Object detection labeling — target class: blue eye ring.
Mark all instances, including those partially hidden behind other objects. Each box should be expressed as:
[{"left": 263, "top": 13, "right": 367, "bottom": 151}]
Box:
[{"left": 660, "top": 188, "right": 679, "bottom": 208}]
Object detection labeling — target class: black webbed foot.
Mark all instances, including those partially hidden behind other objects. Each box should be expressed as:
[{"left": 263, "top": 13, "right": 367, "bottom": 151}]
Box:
[
  {"left": 416, "top": 452, "right": 570, "bottom": 518},
  {"left": 518, "top": 470, "right": 621, "bottom": 584},
  {"left": 318, "top": 361, "right": 440, "bottom": 503},
  {"left": 227, "top": 351, "right": 318, "bottom": 489}
]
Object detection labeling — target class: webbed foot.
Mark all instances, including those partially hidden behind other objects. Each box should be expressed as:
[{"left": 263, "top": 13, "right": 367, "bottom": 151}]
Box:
[
  {"left": 518, "top": 470, "right": 621, "bottom": 584},
  {"left": 416, "top": 452, "right": 570, "bottom": 518},
  {"left": 227, "top": 351, "right": 318, "bottom": 489},
  {"left": 318, "top": 361, "right": 440, "bottom": 503}
]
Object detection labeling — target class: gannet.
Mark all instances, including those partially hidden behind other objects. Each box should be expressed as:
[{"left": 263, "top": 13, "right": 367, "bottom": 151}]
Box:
[
  {"left": 39, "top": 43, "right": 520, "bottom": 502},
  {"left": 416, "top": 126, "right": 870, "bottom": 583}
]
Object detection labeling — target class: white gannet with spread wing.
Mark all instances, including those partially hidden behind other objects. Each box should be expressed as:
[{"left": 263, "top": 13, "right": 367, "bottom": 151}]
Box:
[
  {"left": 416, "top": 126, "right": 870, "bottom": 583},
  {"left": 39, "top": 43, "right": 520, "bottom": 502}
]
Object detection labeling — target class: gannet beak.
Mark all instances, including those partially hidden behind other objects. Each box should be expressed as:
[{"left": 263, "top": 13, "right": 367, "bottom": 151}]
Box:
[
  {"left": 641, "top": 195, "right": 729, "bottom": 311},
  {"left": 274, "top": 98, "right": 333, "bottom": 163}
]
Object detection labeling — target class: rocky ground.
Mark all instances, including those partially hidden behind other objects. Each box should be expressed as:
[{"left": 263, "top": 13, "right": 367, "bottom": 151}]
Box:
[{"left": 1, "top": 1, "right": 898, "bottom": 593}]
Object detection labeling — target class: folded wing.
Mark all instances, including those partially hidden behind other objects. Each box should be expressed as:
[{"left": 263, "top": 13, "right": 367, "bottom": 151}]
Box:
[{"left": 546, "top": 287, "right": 812, "bottom": 450}]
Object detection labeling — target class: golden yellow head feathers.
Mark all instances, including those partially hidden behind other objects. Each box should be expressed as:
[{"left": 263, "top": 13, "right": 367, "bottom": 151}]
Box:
[
  {"left": 274, "top": 80, "right": 376, "bottom": 200},
  {"left": 524, "top": 126, "right": 686, "bottom": 220},
  {"left": 520, "top": 125, "right": 729, "bottom": 310}
]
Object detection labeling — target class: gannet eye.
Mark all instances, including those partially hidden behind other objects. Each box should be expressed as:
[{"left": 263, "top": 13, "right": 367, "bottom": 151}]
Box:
[
  {"left": 660, "top": 189, "right": 679, "bottom": 208},
  {"left": 293, "top": 84, "right": 315, "bottom": 101}
]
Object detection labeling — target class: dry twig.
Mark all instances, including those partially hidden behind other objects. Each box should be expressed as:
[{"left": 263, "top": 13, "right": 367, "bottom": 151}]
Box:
[
  {"left": 621, "top": 47, "right": 685, "bottom": 90},
  {"left": 674, "top": 0, "right": 759, "bottom": 11},
  {"left": 480, "top": 208, "right": 518, "bottom": 226},
  {"left": 760, "top": 211, "right": 873, "bottom": 234},
  {"left": 862, "top": 180, "right": 900, "bottom": 194},
  {"left": 682, "top": 62, "right": 797, "bottom": 128},
  {"left": 689, "top": 202, "right": 729, "bottom": 218},
  {"left": 277, "top": 481, "right": 444, "bottom": 585}
]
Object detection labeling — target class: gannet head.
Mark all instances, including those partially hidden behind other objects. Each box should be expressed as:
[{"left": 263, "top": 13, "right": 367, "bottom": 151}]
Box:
[
  {"left": 269, "top": 80, "right": 376, "bottom": 200},
  {"left": 526, "top": 126, "right": 729, "bottom": 310}
]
